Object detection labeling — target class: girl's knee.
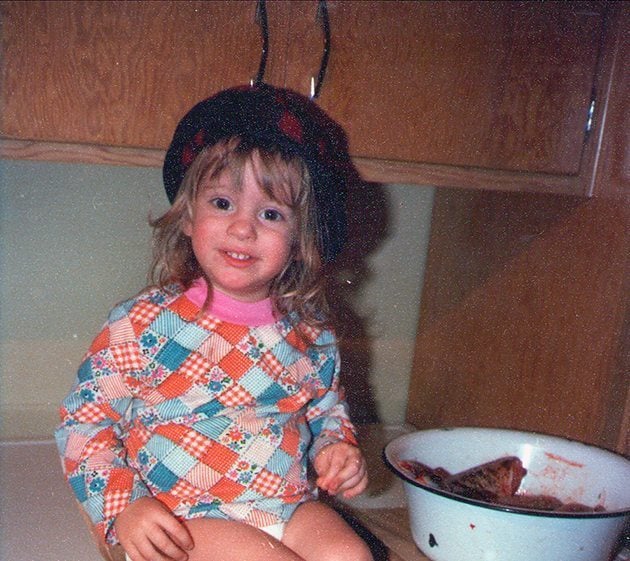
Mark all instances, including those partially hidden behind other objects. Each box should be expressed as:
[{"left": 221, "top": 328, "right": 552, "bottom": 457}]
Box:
[
  {"left": 343, "top": 540, "right": 373, "bottom": 561},
  {"left": 321, "top": 538, "right": 373, "bottom": 561},
  {"left": 283, "top": 501, "right": 373, "bottom": 561}
]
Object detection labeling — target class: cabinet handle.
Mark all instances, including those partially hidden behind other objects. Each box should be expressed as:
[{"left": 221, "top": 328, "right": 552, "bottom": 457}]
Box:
[
  {"left": 253, "top": 0, "right": 269, "bottom": 85},
  {"left": 311, "top": 0, "right": 330, "bottom": 99}
]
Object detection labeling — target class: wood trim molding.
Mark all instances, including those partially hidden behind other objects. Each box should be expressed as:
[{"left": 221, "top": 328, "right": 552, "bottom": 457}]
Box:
[
  {"left": 352, "top": 157, "right": 582, "bottom": 195},
  {"left": 0, "top": 138, "right": 164, "bottom": 168},
  {"left": 1, "top": 137, "right": 586, "bottom": 195}
]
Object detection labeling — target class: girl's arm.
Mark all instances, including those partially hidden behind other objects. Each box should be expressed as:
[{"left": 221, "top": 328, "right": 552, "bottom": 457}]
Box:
[
  {"left": 55, "top": 323, "right": 152, "bottom": 545},
  {"left": 305, "top": 342, "right": 368, "bottom": 498},
  {"left": 305, "top": 347, "right": 358, "bottom": 456}
]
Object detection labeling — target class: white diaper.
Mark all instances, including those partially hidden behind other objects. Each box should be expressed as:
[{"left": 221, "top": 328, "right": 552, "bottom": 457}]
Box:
[
  {"left": 123, "top": 521, "right": 286, "bottom": 559},
  {"left": 259, "top": 521, "right": 286, "bottom": 541}
]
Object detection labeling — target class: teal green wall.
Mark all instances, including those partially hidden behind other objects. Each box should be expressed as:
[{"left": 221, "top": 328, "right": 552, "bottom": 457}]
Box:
[{"left": 0, "top": 159, "right": 433, "bottom": 439}]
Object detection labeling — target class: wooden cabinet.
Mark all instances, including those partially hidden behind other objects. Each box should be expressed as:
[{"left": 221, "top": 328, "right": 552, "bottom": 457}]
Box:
[
  {"left": 406, "top": 188, "right": 629, "bottom": 454},
  {"left": 406, "top": 4, "right": 629, "bottom": 455},
  {"left": 0, "top": 1, "right": 283, "bottom": 148},
  {"left": 0, "top": 1, "right": 619, "bottom": 195},
  {"left": 288, "top": 1, "right": 608, "bottom": 195}
]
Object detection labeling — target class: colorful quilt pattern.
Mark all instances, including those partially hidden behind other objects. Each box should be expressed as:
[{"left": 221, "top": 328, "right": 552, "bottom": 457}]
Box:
[{"left": 55, "top": 286, "right": 357, "bottom": 544}]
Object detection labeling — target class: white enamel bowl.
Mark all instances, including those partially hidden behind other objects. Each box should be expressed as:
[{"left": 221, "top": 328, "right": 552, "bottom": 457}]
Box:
[{"left": 384, "top": 427, "right": 630, "bottom": 561}]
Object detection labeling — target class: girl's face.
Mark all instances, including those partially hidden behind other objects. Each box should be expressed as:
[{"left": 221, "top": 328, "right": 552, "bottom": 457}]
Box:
[{"left": 183, "top": 157, "right": 298, "bottom": 302}]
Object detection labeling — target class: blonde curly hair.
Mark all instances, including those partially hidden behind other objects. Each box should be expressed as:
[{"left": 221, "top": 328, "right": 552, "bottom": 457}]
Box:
[{"left": 149, "top": 136, "right": 330, "bottom": 327}]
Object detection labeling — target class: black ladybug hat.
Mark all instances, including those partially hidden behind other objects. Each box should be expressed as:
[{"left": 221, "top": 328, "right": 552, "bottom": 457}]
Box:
[{"left": 163, "top": 84, "right": 350, "bottom": 263}]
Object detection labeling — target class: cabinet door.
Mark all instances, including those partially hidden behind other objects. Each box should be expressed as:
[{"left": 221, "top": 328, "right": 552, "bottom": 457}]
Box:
[
  {"left": 0, "top": 1, "right": 614, "bottom": 196},
  {"left": 0, "top": 0, "right": 289, "bottom": 148},
  {"left": 284, "top": 1, "right": 606, "bottom": 176},
  {"left": 405, "top": 187, "right": 630, "bottom": 453}
]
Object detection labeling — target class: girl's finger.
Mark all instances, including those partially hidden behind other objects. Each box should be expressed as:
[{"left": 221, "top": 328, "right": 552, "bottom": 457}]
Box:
[
  {"left": 332, "top": 455, "right": 365, "bottom": 483},
  {"left": 147, "top": 528, "right": 189, "bottom": 561},
  {"left": 160, "top": 516, "right": 194, "bottom": 553},
  {"left": 341, "top": 475, "right": 369, "bottom": 499},
  {"left": 335, "top": 462, "right": 367, "bottom": 492},
  {"left": 135, "top": 535, "right": 170, "bottom": 561},
  {"left": 315, "top": 450, "right": 343, "bottom": 488}
]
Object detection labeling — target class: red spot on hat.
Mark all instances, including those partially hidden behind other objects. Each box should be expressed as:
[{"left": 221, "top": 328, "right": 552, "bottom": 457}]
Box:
[
  {"left": 192, "top": 130, "right": 205, "bottom": 146},
  {"left": 182, "top": 144, "right": 196, "bottom": 166},
  {"left": 279, "top": 110, "right": 303, "bottom": 143},
  {"left": 182, "top": 130, "right": 206, "bottom": 167}
]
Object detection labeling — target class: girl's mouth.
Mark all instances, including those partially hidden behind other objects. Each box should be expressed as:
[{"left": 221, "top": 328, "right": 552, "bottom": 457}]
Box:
[
  {"left": 225, "top": 251, "right": 251, "bottom": 261},
  {"left": 224, "top": 250, "right": 253, "bottom": 263}
]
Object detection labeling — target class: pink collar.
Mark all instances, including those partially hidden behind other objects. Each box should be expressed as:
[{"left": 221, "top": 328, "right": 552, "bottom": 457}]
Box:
[{"left": 185, "top": 277, "right": 276, "bottom": 326}]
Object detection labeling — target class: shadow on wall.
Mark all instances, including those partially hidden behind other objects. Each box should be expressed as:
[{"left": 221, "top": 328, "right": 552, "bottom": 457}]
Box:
[
  {"left": 329, "top": 178, "right": 390, "bottom": 425},
  {"left": 301, "top": 95, "right": 391, "bottom": 426}
]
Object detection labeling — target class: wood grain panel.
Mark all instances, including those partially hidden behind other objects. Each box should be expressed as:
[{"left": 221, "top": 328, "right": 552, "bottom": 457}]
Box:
[
  {"left": 286, "top": 1, "right": 605, "bottom": 175},
  {"left": 591, "top": 5, "right": 630, "bottom": 454},
  {"left": 406, "top": 2, "right": 628, "bottom": 455},
  {"left": 406, "top": 189, "right": 628, "bottom": 451},
  {"left": 0, "top": 0, "right": 289, "bottom": 148},
  {"left": 0, "top": 0, "right": 616, "bottom": 197}
]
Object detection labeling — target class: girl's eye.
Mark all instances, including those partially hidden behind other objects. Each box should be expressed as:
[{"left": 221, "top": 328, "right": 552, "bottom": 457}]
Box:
[
  {"left": 261, "top": 208, "right": 283, "bottom": 222},
  {"left": 211, "top": 197, "right": 231, "bottom": 211}
]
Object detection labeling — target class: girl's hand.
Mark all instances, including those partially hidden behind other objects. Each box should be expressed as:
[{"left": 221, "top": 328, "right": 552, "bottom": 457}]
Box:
[
  {"left": 313, "top": 442, "right": 368, "bottom": 499},
  {"left": 114, "top": 497, "right": 194, "bottom": 561}
]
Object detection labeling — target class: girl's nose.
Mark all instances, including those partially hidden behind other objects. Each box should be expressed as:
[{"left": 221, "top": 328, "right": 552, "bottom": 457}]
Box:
[{"left": 227, "top": 213, "right": 256, "bottom": 240}]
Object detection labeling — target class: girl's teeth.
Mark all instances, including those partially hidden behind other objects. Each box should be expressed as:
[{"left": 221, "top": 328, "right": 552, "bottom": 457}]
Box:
[{"left": 227, "top": 252, "right": 250, "bottom": 260}]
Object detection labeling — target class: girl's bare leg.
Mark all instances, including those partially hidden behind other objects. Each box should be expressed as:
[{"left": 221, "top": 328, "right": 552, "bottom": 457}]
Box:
[
  {"left": 282, "top": 501, "right": 373, "bottom": 561},
  {"left": 184, "top": 519, "right": 304, "bottom": 561}
]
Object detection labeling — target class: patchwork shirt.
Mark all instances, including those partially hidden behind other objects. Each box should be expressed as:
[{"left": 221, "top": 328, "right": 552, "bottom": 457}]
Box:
[{"left": 55, "top": 284, "right": 357, "bottom": 545}]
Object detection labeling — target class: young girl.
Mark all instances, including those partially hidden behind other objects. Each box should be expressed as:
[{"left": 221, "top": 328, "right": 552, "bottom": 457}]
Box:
[{"left": 55, "top": 85, "right": 372, "bottom": 561}]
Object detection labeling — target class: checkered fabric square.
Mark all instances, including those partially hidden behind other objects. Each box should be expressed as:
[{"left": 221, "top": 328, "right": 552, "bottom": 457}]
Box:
[
  {"left": 277, "top": 387, "right": 312, "bottom": 413},
  {"left": 75, "top": 402, "right": 107, "bottom": 424},
  {"left": 215, "top": 322, "right": 249, "bottom": 345},
  {"left": 259, "top": 350, "right": 284, "bottom": 379},
  {"left": 279, "top": 428, "right": 300, "bottom": 456},
  {"left": 181, "top": 429, "right": 211, "bottom": 459},
  {"left": 110, "top": 342, "right": 145, "bottom": 372},
  {"left": 218, "top": 383, "right": 254, "bottom": 407},
  {"left": 197, "top": 314, "right": 219, "bottom": 332},
  {"left": 169, "top": 295, "right": 200, "bottom": 321},
  {"left": 239, "top": 366, "right": 275, "bottom": 397},
  {"left": 82, "top": 429, "right": 118, "bottom": 460},
  {"left": 155, "top": 340, "right": 190, "bottom": 371},
  {"left": 103, "top": 488, "right": 131, "bottom": 519},
  {"left": 200, "top": 441, "right": 239, "bottom": 473},
  {"left": 251, "top": 468, "right": 283, "bottom": 497},
  {"left": 209, "top": 477, "right": 246, "bottom": 502},
  {"left": 177, "top": 351, "right": 211, "bottom": 380},
  {"left": 171, "top": 478, "right": 202, "bottom": 500},
  {"left": 241, "top": 436, "right": 277, "bottom": 466},
  {"left": 88, "top": 328, "right": 110, "bottom": 355},
  {"left": 173, "top": 322, "right": 211, "bottom": 351},
  {"left": 128, "top": 300, "right": 161, "bottom": 331},
  {"left": 157, "top": 372, "right": 193, "bottom": 399}
]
